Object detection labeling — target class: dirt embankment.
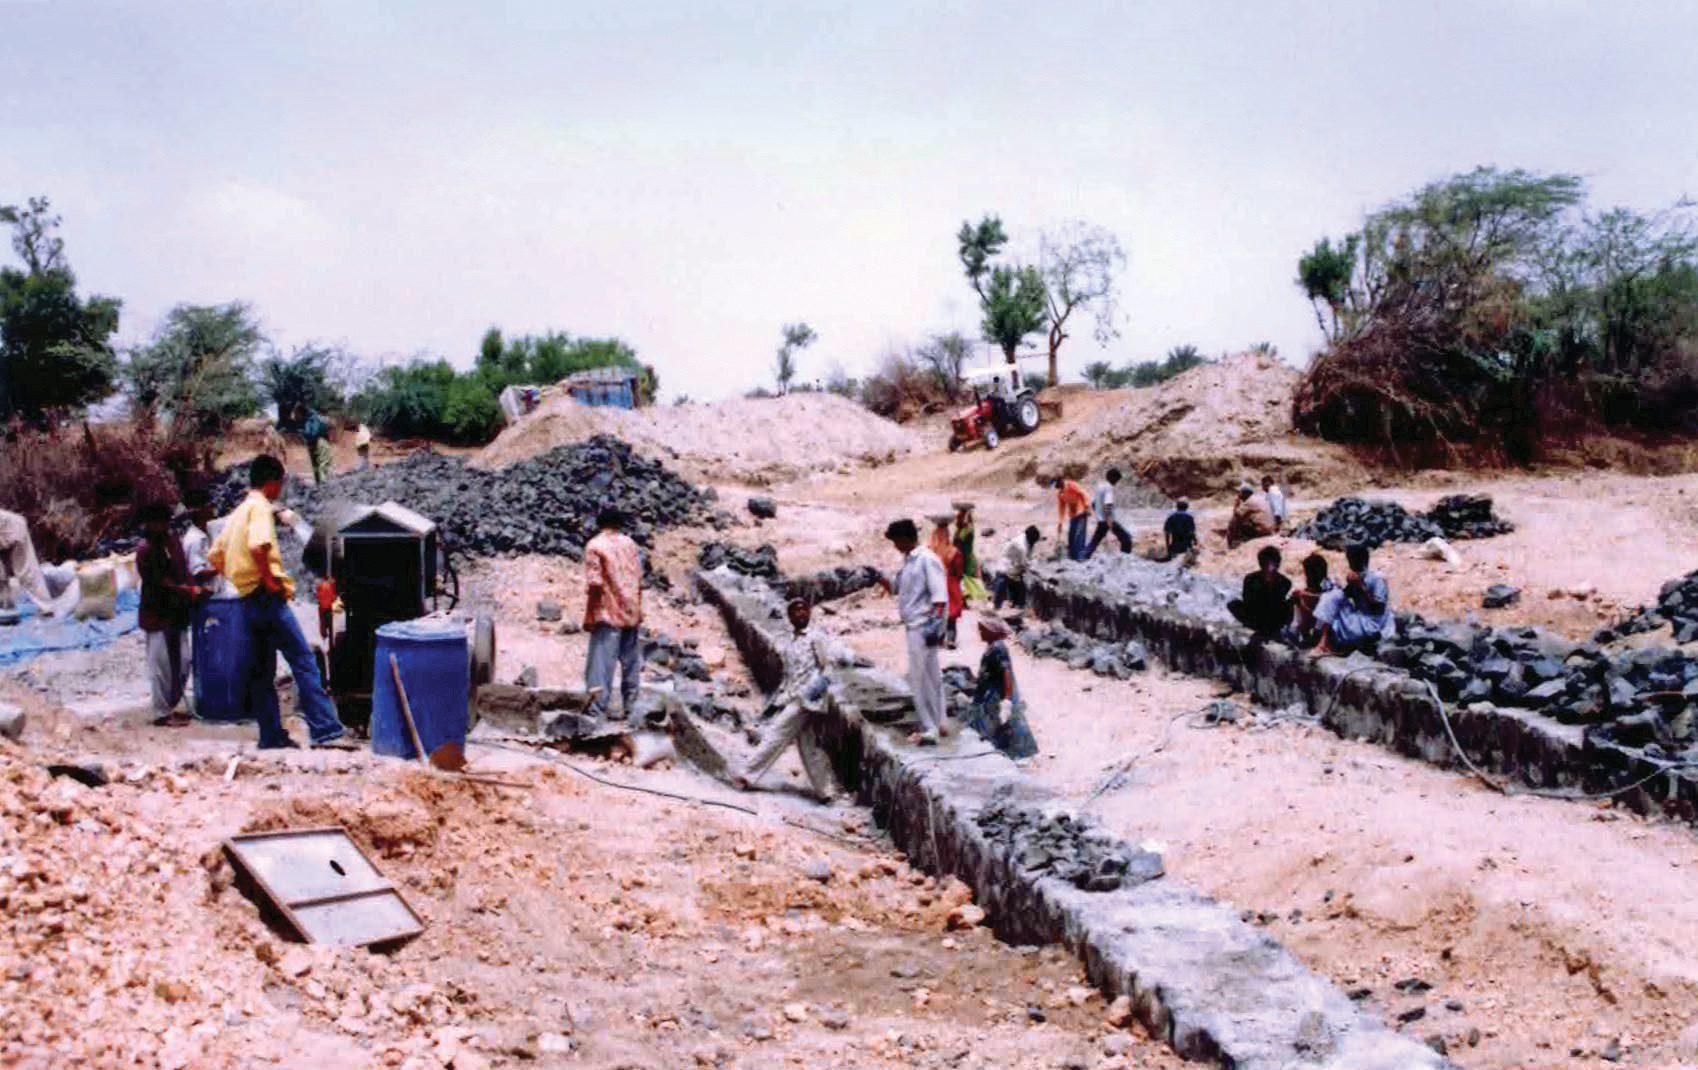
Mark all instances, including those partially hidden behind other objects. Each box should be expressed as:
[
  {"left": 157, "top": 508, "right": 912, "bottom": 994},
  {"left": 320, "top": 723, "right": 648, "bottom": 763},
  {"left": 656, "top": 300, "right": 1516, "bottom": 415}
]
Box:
[{"left": 477, "top": 392, "right": 923, "bottom": 484}]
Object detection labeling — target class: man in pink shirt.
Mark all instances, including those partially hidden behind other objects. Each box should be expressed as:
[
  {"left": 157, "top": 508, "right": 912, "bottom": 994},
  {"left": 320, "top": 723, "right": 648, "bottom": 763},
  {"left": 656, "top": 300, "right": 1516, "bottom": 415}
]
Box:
[{"left": 583, "top": 507, "right": 644, "bottom": 720}]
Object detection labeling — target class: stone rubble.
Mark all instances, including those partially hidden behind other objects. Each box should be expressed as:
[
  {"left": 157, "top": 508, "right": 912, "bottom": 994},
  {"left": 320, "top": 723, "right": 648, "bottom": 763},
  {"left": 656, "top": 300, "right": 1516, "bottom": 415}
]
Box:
[
  {"left": 974, "top": 796, "right": 1166, "bottom": 892},
  {"left": 1294, "top": 494, "right": 1513, "bottom": 550},
  {"left": 1018, "top": 622, "right": 1149, "bottom": 680},
  {"left": 1599, "top": 568, "right": 1698, "bottom": 645},
  {"left": 696, "top": 541, "right": 884, "bottom": 607}
]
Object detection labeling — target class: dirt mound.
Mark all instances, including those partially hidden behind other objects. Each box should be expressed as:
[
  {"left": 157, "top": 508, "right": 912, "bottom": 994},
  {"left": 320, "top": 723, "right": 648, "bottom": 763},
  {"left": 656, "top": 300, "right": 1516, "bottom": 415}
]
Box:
[
  {"left": 1038, "top": 352, "right": 1357, "bottom": 499},
  {"left": 478, "top": 392, "right": 921, "bottom": 484}
]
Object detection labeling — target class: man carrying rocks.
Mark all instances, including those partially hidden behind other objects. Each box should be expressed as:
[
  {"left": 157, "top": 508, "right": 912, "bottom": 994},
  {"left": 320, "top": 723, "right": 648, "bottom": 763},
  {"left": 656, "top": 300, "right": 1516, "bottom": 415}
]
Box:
[
  {"left": 209, "top": 454, "right": 352, "bottom": 750},
  {"left": 582, "top": 507, "right": 643, "bottom": 721},
  {"left": 1313, "top": 543, "right": 1395, "bottom": 656},
  {"left": 878, "top": 518, "right": 950, "bottom": 745},
  {"left": 1228, "top": 545, "right": 1293, "bottom": 640},
  {"left": 1086, "top": 468, "right": 1132, "bottom": 558}
]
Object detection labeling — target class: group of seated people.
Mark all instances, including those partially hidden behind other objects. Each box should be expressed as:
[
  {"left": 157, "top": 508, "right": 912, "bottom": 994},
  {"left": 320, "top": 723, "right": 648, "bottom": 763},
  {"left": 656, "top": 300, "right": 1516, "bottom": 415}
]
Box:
[{"left": 1227, "top": 542, "right": 1394, "bottom": 655}]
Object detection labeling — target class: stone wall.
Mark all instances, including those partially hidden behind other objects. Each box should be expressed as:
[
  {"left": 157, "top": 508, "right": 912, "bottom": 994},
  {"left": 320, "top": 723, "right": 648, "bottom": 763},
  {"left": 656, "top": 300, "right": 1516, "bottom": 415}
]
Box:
[
  {"left": 1026, "top": 565, "right": 1698, "bottom": 824},
  {"left": 695, "top": 567, "right": 1448, "bottom": 1070}
]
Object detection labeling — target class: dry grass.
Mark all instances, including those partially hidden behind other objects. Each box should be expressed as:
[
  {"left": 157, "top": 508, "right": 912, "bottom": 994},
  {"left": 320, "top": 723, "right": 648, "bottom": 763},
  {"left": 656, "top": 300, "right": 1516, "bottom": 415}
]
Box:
[{"left": 0, "top": 423, "right": 208, "bottom": 561}]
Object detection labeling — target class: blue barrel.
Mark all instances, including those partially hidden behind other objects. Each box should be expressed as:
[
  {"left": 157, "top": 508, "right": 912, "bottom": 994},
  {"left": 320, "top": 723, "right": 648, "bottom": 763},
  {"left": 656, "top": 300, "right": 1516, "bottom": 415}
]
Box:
[
  {"left": 193, "top": 595, "right": 267, "bottom": 722},
  {"left": 370, "top": 620, "right": 468, "bottom": 759}
]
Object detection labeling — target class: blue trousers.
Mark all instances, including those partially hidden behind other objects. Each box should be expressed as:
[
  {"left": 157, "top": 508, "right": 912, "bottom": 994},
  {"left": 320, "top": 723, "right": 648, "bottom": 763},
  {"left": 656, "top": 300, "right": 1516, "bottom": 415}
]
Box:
[
  {"left": 239, "top": 590, "right": 346, "bottom": 746},
  {"left": 1067, "top": 515, "right": 1090, "bottom": 561},
  {"left": 585, "top": 625, "right": 641, "bottom": 717}
]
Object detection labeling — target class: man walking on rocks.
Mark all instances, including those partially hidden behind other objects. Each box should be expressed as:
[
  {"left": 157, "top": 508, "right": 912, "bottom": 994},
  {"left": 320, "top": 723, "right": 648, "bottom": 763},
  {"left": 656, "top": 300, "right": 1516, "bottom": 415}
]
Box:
[
  {"left": 733, "top": 598, "right": 840, "bottom": 798},
  {"left": 209, "top": 454, "right": 352, "bottom": 750},
  {"left": 880, "top": 519, "right": 950, "bottom": 745},
  {"left": 583, "top": 507, "right": 644, "bottom": 721},
  {"left": 1086, "top": 468, "right": 1132, "bottom": 558},
  {"left": 1053, "top": 477, "right": 1091, "bottom": 562}
]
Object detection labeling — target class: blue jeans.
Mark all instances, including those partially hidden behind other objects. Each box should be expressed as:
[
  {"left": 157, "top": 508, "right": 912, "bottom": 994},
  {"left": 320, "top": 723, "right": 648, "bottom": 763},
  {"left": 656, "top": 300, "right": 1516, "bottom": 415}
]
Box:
[
  {"left": 1067, "top": 515, "right": 1090, "bottom": 561},
  {"left": 585, "top": 625, "right": 641, "bottom": 718},
  {"left": 240, "top": 590, "right": 346, "bottom": 746}
]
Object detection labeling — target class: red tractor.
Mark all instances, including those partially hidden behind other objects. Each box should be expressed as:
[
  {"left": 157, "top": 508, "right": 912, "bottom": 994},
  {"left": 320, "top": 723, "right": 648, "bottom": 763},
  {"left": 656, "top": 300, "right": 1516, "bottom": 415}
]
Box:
[{"left": 948, "top": 366, "right": 1042, "bottom": 451}]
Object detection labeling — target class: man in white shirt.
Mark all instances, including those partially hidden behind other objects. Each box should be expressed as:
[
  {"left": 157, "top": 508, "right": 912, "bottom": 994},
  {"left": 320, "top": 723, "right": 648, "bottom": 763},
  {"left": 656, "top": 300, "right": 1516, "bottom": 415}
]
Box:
[
  {"left": 994, "top": 526, "right": 1042, "bottom": 609},
  {"left": 879, "top": 518, "right": 949, "bottom": 744},
  {"left": 1085, "top": 468, "right": 1132, "bottom": 558},
  {"left": 1262, "top": 475, "right": 1289, "bottom": 530}
]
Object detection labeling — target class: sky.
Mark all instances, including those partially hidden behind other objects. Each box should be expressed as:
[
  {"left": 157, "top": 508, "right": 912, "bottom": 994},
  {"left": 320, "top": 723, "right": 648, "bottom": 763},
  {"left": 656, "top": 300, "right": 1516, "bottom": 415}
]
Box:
[{"left": 4, "top": 0, "right": 1697, "bottom": 400}]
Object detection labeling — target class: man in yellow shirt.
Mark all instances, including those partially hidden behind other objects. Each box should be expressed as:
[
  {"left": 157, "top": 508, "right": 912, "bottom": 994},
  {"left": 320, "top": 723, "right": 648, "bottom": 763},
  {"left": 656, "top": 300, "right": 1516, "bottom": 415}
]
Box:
[{"left": 210, "top": 454, "right": 350, "bottom": 749}]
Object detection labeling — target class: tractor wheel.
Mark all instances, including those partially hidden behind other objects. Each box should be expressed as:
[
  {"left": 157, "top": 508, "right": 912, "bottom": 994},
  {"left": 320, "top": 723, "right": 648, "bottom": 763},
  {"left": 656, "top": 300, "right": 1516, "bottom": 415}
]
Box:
[
  {"left": 984, "top": 427, "right": 1000, "bottom": 450},
  {"left": 1016, "top": 395, "right": 1041, "bottom": 434}
]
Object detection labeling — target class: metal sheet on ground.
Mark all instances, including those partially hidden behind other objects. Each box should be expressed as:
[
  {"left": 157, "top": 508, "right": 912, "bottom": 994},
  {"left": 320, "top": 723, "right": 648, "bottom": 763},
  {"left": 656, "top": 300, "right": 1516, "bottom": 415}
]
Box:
[{"left": 224, "top": 826, "right": 424, "bottom": 946}]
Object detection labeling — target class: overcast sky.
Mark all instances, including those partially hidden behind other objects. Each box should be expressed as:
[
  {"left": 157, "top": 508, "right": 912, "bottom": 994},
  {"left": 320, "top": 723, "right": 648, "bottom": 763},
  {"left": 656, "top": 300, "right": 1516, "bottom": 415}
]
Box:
[{"left": 5, "top": 1, "right": 1696, "bottom": 399}]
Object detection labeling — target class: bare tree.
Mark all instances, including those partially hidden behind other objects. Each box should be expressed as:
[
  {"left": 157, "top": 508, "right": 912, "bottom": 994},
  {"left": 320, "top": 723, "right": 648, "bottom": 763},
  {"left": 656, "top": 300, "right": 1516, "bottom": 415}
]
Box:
[
  {"left": 1039, "top": 222, "right": 1126, "bottom": 386},
  {"left": 774, "top": 322, "right": 817, "bottom": 394},
  {"left": 916, "top": 331, "right": 972, "bottom": 397}
]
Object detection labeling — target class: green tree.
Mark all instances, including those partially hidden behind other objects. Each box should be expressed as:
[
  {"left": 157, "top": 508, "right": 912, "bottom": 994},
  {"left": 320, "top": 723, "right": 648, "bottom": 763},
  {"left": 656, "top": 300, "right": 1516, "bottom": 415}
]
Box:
[
  {"left": 0, "top": 197, "right": 121, "bottom": 423},
  {"left": 127, "top": 302, "right": 264, "bottom": 433},
  {"left": 958, "top": 214, "right": 1048, "bottom": 366},
  {"left": 1296, "top": 235, "right": 1360, "bottom": 341},
  {"left": 1040, "top": 222, "right": 1126, "bottom": 387},
  {"left": 1082, "top": 360, "right": 1115, "bottom": 389},
  {"left": 441, "top": 375, "right": 503, "bottom": 443},
  {"left": 260, "top": 344, "right": 345, "bottom": 421},
  {"left": 775, "top": 321, "right": 816, "bottom": 394}
]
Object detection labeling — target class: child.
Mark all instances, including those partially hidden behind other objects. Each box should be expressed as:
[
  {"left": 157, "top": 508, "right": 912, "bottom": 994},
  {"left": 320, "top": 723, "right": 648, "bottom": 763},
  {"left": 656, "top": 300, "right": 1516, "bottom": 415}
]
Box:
[
  {"left": 138, "top": 501, "right": 206, "bottom": 726},
  {"left": 1288, "top": 552, "right": 1336, "bottom": 648},
  {"left": 734, "top": 599, "right": 840, "bottom": 799},
  {"left": 928, "top": 515, "right": 965, "bottom": 649},
  {"left": 964, "top": 618, "right": 1038, "bottom": 759}
]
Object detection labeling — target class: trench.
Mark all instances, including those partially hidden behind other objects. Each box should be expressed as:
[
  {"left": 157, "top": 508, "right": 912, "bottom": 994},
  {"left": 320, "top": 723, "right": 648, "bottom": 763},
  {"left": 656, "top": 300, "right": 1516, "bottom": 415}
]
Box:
[{"left": 695, "top": 566, "right": 1449, "bottom": 1070}]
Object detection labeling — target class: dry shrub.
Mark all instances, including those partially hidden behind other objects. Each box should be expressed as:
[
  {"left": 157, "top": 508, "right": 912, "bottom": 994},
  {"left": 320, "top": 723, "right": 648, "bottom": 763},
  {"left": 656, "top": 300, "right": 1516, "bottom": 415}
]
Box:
[
  {"left": 860, "top": 350, "right": 956, "bottom": 422},
  {"left": 0, "top": 423, "right": 207, "bottom": 562}
]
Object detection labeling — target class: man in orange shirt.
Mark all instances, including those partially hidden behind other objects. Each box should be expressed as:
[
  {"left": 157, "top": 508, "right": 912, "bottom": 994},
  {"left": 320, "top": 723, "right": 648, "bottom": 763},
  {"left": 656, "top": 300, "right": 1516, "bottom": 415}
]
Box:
[
  {"left": 583, "top": 507, "right": 644, "bottom": 720},
  {"left": 1053, "top": 477, "right": 1091, "bottom": 562}
]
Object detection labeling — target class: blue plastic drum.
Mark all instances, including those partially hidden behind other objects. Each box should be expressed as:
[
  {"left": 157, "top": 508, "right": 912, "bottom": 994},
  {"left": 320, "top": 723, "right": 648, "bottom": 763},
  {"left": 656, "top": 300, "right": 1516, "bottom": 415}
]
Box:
[
  {"left": 370, "top": 619, "right": 469, "bottom": 759},
  {"left": 193, "top": 595, "right": 266, "bottom": 722}
]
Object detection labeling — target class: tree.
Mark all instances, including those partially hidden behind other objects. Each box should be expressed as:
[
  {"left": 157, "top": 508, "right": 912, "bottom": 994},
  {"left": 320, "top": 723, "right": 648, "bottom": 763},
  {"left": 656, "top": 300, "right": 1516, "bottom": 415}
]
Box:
[
  {"left": 260, "top": 344, "right": 344, "bottom": 421},
  {"left": 1248, "top": 341, "right": 1279, "bottom": 358},
  {"left": 127, "top": 302, "right": 265, "bottom": 433},
  {"left": 958, "top": 214, "right": 1048, "bottom": 366},
  {"left": 0, "top": 197, "right": 121, "bottom": 423},
  {"left": 1297, "top": 235, "right": 1360, "bottom": 342},
  {"left": 916, "top": 331, "right": 972, "bottom": 396},
  {"left": 1082, "top": 360, "right": 1115, "bottom": 389},
  {"left": 1039, "top": 222, "right": 1126, "bottom": 387},
  {"left": 774, "top": 322, "right": 816, "bottom": 394}
]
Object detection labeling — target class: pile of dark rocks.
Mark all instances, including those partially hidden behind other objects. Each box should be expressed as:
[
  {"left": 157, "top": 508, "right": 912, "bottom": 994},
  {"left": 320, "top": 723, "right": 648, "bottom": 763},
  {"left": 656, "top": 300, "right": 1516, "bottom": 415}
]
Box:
[
  {"left": 697, "top": 541, "right": 781, "bottom": 582},
  {"left": 1018, "top": 622, "right": 1148, "bottom": 680},
  {"left": 641, "top": 630, "right": 714, "bottom": 684},
  {"left": 975, "top": 796, "right": 1165, "bottom": 893},
  {"left": 698, "top": 541, "right": 884, "bottom": 607},
  {"left": 1426, "top": 494, "right": 1515, "bottom": 540},
  {"left": 254, "top": 436, "right": 713, "bottom": 560},
  {"left": 1293, "top": 498, "right": 1443, "bottom": 550},
  {"left": 1378, "top": 615, "right": 1698, "bottom": 753},
  {"left": 1598, "top": 569, "right": 1698, "bottom": 645}
]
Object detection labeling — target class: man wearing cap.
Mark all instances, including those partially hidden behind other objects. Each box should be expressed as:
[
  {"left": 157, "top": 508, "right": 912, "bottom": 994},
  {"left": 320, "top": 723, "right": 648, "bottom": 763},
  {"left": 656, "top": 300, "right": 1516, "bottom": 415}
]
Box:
[{"left": 879, "top": 519, "right": 950, "bottom": 745}]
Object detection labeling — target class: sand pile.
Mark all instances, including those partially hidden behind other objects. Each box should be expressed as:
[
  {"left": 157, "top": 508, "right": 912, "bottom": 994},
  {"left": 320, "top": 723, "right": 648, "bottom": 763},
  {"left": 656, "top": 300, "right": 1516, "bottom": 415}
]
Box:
[
  {"left": 478, "top": 392, "right": 920, "bottom": 484},
  {"left": 1040, "top": 352, "right": 1351, "bottom": 499}
]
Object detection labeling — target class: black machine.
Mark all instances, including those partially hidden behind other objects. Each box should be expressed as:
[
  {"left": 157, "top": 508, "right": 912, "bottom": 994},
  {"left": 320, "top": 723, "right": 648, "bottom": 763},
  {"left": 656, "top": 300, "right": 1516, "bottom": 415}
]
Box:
[{"left": 308, "top": 502, "right": 495, "bottom": 729}]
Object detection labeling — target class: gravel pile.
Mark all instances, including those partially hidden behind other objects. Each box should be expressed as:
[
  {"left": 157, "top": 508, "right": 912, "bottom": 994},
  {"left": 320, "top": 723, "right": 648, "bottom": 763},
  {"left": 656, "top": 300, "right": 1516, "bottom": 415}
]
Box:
[
  {"left": 1293, "top": 498, "right": 1443, "bottom": 549},
  {"left": 1426, "top": 494, "right": 1515, "bottom": 540},
  {"left": 217, "top": 437, "right": 710, "bottom": 561},
  {"left": 1598, "top": 570, "right": 1698, "bottom": 645},
  {"left": 1018, "top": 623, "right": 1148, "bottom": 680},
  {"left": 697, "top": 542, "right": 781, "bottom": 582},
  {"left": 1294, "top": 495, "right": 1513, "bottom": 550},
  {"left": 975, "top": 796, "right": 1165, "bottom": 893}
]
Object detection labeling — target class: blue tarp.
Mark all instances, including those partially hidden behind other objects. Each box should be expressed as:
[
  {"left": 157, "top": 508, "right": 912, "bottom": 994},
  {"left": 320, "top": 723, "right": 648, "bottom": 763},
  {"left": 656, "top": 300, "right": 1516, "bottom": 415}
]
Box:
[{"left": 0, "top": 589, "right": 142, "bottom": 669}]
